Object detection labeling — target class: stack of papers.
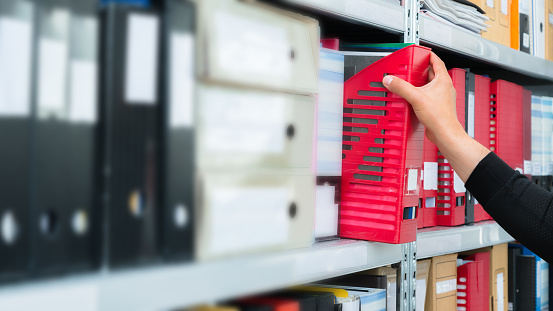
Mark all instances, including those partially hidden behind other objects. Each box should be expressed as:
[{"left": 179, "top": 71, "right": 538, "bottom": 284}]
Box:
[{"left": 421, "top": 0, "right": 490, "bottom": 34}]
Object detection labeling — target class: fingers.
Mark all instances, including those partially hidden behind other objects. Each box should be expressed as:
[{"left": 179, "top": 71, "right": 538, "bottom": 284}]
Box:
[
  {"left": 429, "top": 52, "right": 448, "bottom": 76},
  {"left": 383, "top": 75, "right": 425, "bottom": 106},
  {"left": 428, "top": 66, "right": 435, "bottom": 82}
]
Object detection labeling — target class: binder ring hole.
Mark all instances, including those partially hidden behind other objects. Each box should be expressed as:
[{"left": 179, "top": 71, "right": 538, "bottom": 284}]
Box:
[
  {"left": 541, "top": 23, "right": 544, "bottom": 32},
  {"left": 289, "top": 203, "right": 297, "bottom": 219},
  {"left": 71, "top": 209, "right": 89, "bottom": 236},
  {"left": 128, "top": 190, "right": 146, "bottom": 217},
  {"left": 286, "top": 124, "right": 295, "bottom": 139},
  {"left": 1, "top": 210, "right": 19, "bottom": 245},
  {"left": 290, "top": 49, "right": 295, "bottom": 60},
  {"left": 39, "top": 210, "right": 59, "bottom": 237},
  {"left": 174, "top": 204, "right": 189, "bottom": 229}
]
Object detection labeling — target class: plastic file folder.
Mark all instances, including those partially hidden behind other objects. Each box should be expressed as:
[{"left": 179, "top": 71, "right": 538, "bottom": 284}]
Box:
[
  {"left": 473, "top": 74, "right": 492, "bottom": 222},
  {"left": 457, "top": 252, "right": 490, "bottom": 311},
  {"left": 490, "top": 80, "right": 524, "bottom": 172},
  {"left": 436, "top": 69, "right": 467, "bottom": 227},
  {"left": 340, "top": 45, "right": 430, "bottom": 244},
  {"left": 420, "top": 133, "right": 439, "bottom": 228}
]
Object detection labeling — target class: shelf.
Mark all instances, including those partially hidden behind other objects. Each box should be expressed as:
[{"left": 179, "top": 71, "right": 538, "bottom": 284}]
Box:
[
  {"left": 416, "top": 221, "right": 515, "bottom": 259},
  {"left": 0, "top": 239, "right": 403, "bottom": 311},
  {"left": 283, "top": 0, "right": 405, "bottom": 34},
  {"left": 420, "top": 15, "right": 553, "bottom": 82}
]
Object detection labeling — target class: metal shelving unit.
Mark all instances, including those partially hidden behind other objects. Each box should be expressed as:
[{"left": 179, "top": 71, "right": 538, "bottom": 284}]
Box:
[
  {"left": 0, "top": 240, "right": 404, "bottom": 311},
  {"left": 417, "top": 221, "right": 515, "bottom": 259}
]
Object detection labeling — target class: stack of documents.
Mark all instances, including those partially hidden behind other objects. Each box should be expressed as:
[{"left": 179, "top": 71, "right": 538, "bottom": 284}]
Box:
[{"left": 421, "top": 0, "right": 490, "bottom": 34}]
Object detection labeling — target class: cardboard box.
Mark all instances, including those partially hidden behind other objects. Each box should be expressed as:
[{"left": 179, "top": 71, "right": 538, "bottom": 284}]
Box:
[
  {"left": 460, "top": 243, "right": 509, "bottom": 311},
  {"left": 471, "top": 0, "right": 511, "bottom": 46},
  {"left": 425, "top": 254, "right": 458, "bottom": 311}
]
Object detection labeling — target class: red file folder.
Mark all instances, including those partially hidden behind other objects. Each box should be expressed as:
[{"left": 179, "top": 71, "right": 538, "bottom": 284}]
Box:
[
  {"left": 421, "top": 133, "right": 439, "bottom": 228},
  {"left": 340, "top": 45, "right": 430, "bottom": 244},
  {"left": 490, "top": 80, "right": 524, "bottom": 172},
  {"left": 457, "top": 252, "right": 490, "bottom": 311},
  {"left": 436, "top": 68, "right": 467, "bottom": 226},
  {"left": 473, "top": 75, "right": 492, "bottom": 222},
  {"left": 523, "top": 88, "right": 532, "bottom": 178},
  {"left": 238, "top": 297, "right": 300, "bottom": 311}
]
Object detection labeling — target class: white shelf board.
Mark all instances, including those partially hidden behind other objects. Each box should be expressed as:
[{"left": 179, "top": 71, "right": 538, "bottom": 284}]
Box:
[
  {"left": 416, "top": 221, "right": 515, "bottom": 259},
  {"left": 0, "top": 239, "right": 403, "bottom": 311},
  {"left": 420, "top": 15, "right": 553, "bottom": 81},
  {"left": 284, "top": 0, "right": 405, "bottom": 34}
]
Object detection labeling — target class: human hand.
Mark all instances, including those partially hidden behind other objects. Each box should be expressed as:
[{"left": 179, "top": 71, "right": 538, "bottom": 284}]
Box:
[{"left": 381, "top": 52, "right": 464, "bottom": 146}]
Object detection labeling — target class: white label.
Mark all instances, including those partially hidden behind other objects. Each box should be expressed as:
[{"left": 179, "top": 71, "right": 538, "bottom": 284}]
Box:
[
  {"left": 549, "top": 13, "right": 553, "bottom": 25},
  {"left": 525, "top": 161, "right": 534, "bottom": 175},
  {"left": 523, "top": 33, "right": 530, "bottom": 48},
  {"left": 520, "top": 0, "right": 530, "bottom": 13},
  {"left": 426, "top": 197, "right": 436, "bottom": 208},
  {"left": 201, "top": 87, "right": 286, "bottom": 154},
  {"left": 436, "top": 279, "right": 457, "bottom": 294},
  {"left": 416, "top": 279, "right": 427, "bottom": 311},
  {"left": 214, "top": 11, "right": 292, "bottom": 81},
  {"left": 37, "top": 38, "right": 68, "bottom": 118},
  {"left": 169, "top": 32, "right": 194, "bottom": 127},
  {"left": 454, "top": 171, "right": 466, "bottom": 193},
  {"left": 534, "top": 162, "right": 543, "bottom": 175},
  {"left": 467, "top": 92, "right": 475, "bottom": 138},
  {"left": 209, "top": 187, "right": 289, "bottom": 254},
  {"left": 515, "top": 167, "right": 524, "bottom": 174},
  {"left": 423, "top": 17, "right": 453, "bottom": 47},
  {"left": 315, "top": 186, "right": 339, "bottom": 238},
  {"left": 407, "top": 168, "right": 419, "bottom": 191},
  {"left": 0, "top": 18, "right": 32, "bottom": 117},
  {"left": 501, "top": 0, "right": 508, "bottom": 15},
  {"left": 125, "top": 14, "right": 159, "bottom": 104},
  {"left": 497, "top": 272, "right": 505, "bottom": 311},
  {"left": 487, "top": 0, "right": 494, "bottom": 8},
  {"left": 424, "top": 162, "right": 438, "bottom": 190},
  {"left": 68, "top": 61, "right": 97, "bottom": 124},
  {"left": 475, "top": 198, "right": 479, "bottom": 205}
]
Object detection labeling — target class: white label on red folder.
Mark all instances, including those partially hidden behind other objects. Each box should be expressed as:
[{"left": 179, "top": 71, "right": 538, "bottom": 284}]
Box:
[
  {"left": 453, "top": 171, "right": 466, "bottom": 193},
  {"left": 38, "top": 38, "right": 68, "bottom": 119},
  {"left": 497, "top": 273, "right": 505, "bottom": 311},
  {"left": 209, "top": 187, "right": 289, "bottom": 255},
  {"left": 169, "top": 32, "right": 194, "bottom": 127},
  {"left": 214, "top": 11, "right": 292, "bottom": 81},
  {"left": 0, "top": 18, "right": 32, "bottom": 117},
  {"left": 467, "top": 92, "right": 475, "bottom": 138},
  {"left": 69, "top": 60, "right": 97, "bottom": 124},
  {"left": 524, "top": 161, "right": 533, "bottom": 175},
  {"left": 201, "top": 87, "right": 286, "bottom": 153},
  {"left": 436, "top": 279, "right": 456, "bottom": 294},
  {"left": 423, "top": 162, "right": 438, "bottom": 190},
  {"left": 407, "top": 168, "right": 419, "bottom": 192},
  {"left": 125, "top": 13, "right": 159, "bottom": 104},
  {"left": 515, "top": 167, "right": 523, "bottom": 174}
]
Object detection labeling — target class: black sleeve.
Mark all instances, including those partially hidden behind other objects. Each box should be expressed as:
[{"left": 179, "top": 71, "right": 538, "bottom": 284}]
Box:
[{"left": 465, "top": 152, "right": 553, "bottom": 263}]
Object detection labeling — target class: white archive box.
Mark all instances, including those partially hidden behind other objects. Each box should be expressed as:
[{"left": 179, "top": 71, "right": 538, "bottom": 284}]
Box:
[
  {"left": 196, "top": 0, "right": 319, "bottom": 95},
  {"left": 197, "top": 84, "right": 316, "bottom": 170},
  {"left": 195, "top": 172, "right": 315, "bottom": 260}
]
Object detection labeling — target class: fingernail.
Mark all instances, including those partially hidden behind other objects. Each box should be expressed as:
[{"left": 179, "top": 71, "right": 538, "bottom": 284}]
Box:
[{"left": 383, "top": 75, "right": 393, "bottom": 87}]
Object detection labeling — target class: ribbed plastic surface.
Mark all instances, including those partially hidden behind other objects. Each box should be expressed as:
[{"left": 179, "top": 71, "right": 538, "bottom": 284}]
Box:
[
  {"left": 473, "top": 75, "right": 492, "bottom": 222},
  {"left": 457, "top": 252, "right": 490, "bottom": 311},
  {"left": 340, "top": 45, "right": 430, "bottom": 244},
  {"left": 436, "top": 68, "right": 467, "bottom": 227},
  {"left": 421, "top": 132, "right": 438, "bottom": 228}
]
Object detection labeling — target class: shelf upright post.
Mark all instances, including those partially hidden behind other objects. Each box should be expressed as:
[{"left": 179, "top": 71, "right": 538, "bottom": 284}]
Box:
[{"left": 403, "top": 0, "right": 420, "bottom": 44}]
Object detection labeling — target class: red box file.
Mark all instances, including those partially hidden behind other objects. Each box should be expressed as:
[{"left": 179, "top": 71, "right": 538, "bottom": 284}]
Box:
[
  {"left": 522, "top": 88, "right": 532, "bottom": 178},
  {"left": 340, "top": 45, "right": 430, "bottom": 244},
  {"left": 238, "top": 298, "right": 300, "bottom": 311},
  {"left": 436, "top": 68, "right": 467, "bottom": 227},
  {"left": 457, "top": 252, "right": 490, "bottom": 311},
  {"left": 490, "top": 80, "right": 524, "bottom": 172},
  {"left": 473, "top": 75, "right": 492, "bottom": 222},
  {"left": 421, "top": 132, "right": 439, "bottom": 228}
]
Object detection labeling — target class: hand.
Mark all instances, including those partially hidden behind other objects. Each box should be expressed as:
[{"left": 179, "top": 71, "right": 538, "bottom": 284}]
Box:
[
  {"left": 381, "top": 52, "right": 490, "bottom": 182},
  {"left": 382, "top": 52, "right": 464, "bottom": 146}
]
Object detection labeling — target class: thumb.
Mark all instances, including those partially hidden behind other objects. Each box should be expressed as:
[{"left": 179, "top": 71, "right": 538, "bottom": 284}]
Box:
[{"left": 382, "top": 75, "right": 425, "bottom": 107}]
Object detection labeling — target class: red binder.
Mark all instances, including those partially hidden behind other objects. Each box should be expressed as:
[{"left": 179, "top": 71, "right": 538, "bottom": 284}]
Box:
[
  {"left": 490, "top": 80, "right": 524, "bottom": 172},
  {"left": 436, "top": 69, "right": 467, "bottom": 226},
  {"left": 421, "top": 132, "right": 438, "bottom": 228},
  {"left": 473, "top": 75, "right": 492, "bottom": 222},
  {"left": 340, "top": 45, "right": 430, "bottom": 244},
  {"left": 457, "top": 252, "right": 490, "bottom": 311},
  {"left": 238, "top": 297, "right": 300, "bottom": 311},
  {"left": 522, "top": 88, "right": 533, "bottom": 178}
]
